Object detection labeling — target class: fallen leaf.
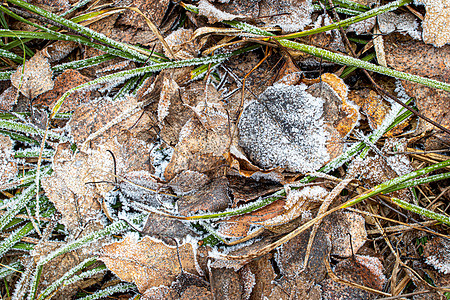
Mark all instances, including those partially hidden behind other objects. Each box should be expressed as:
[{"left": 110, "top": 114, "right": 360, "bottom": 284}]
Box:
[
  {"left": 275, "top": 228, "right": 330, "bottom": 282},
  {"left": 321, "top": 211, "right": 367, "bottom": 257},
  {"left": 41, "top": 142, "right": 105, "bottom": 236},
  {"left": 164, "top": 99, "right": 232, "bottom": 180},
  {"left": 421, "top": 0, "right": 450, "bottom": 47},
  {"left": 0, "top": 86, "right": 19, "bottom": 111},
  {"left": 115, "top": 0, "right": 170, "bottom": 29},
  {"left": 0, "top": 135, "right": 18, "bottom": 184},
  {"left": 68, "top": 95, "right": 155, "bottom": 147},
  {"left": 99, "top": 235, "right": 199, "bottom": 293},
  {"left": 177, "top": 177, "right": 230, "bottom": 216},
  {"left": 165, "top": 28, "right": 200, "bottom": 60},
  {"left": 198, "top": 0, "right": 313, "bottom": 33},
  {"left": 142, "top": 213, "right": 199, "bottom": 245},
  {"left": 246, "top": 253, "right": 277, "bottom": 299},
  {"left": 218, "top": 185, "right": 327, "bottom": 238},
  {"left": 34, "top": 69, "right": 92, "bottom": 111},
  {"left": 11, "top": 51, "right": 54, "bottom": 99},
  {"left": 424, "top": 237, "right": 450, "bottom": 274},
  {"left": 158, "top": 74, "right": 180, "bottom": 124},
  {"left": 43, "top": 40, "right": 78, "bottom": 63},
  {"left": 31, "top": 241, "right": 103, "bottom": 299},
  {"left": 167, "top": 170, "right": 210, "bottom": 195},
  {"left": 384, "top": 33, "right": 450, "bottom": 148},
  {"left": 30, "top": 0, "right": 70, "bottom": 13},
  {"left": 238, "top": 83, "right": 331, "bottom": 172},
  {"left": 320, "top": 255, "right": 386, "bottom": 299},
  {"left": 209, "top": 266, "right": 243, "bottom": 299},
  {"left": 377, "top": 12, "right": 421, "bottom": 40}
]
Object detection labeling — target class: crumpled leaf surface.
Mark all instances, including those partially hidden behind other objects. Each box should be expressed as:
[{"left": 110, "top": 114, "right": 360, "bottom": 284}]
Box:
[
  {"left": 11, "top": 51, "right": 54, "bottom": 99},
  {"left": 99, "top": 235, "right": 199, "bottom": 293},
  {"left": 424, "top": 237, "right": 450, "bottom": 274},
  {"left": 421, "top": 0, "right": 450, "bottom": 47},
  {"left": 34, "top": 69, "right": 91, "bottom": 111},
  {"left": 0, "top": 135, "right": 18, "bottom": 184},
  {"left": 320, "top": 255, "right": 386, "bottom": 299},
  {"left": 198, "top": 0, "right": 313, "bottom": 33},
  {"left": 384, "top": 33, "right": 450, "bottom": 148}
]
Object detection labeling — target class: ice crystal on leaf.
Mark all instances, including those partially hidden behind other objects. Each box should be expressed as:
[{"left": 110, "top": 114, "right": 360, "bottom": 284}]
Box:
[{"left": 238, "top": 83, "right": 329, "bottom": 173}]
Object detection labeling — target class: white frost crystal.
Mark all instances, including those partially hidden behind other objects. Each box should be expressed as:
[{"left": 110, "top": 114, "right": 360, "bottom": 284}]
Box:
[{"left": 238, "top": 84, "right": 329, "bottom": 173}]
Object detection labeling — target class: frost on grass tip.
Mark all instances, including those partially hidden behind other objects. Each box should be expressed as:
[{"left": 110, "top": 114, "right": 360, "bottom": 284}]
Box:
[{"left": 238, "top": 84, "right": 330, "bottom": 173}]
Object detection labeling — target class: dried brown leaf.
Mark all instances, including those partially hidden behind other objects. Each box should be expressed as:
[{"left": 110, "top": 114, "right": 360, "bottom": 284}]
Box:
[
  {"left": 34, "top": 69, "right": 91, "bottom": 111},
  {"left": 421, "top": 0, "right": 450, "bottom": 47},
  {"left": 11, "top": 51, "right": 54, "bottom": 99},
  {"left": 165, "top": 28, "right": 199, "bottom": 60},
  {"left": 0, "top": 86, "right": 19, "bottom": 111},
  {"left": 321, "top": 255, "right": 386, "bottom": 299},
  {"left": 384, "top": 33, "right": 450, "bottom": 148},
  {"left": 99, "top": 235, "right": 198, "bottom": 293},
  {"left": 424, "top": 237, "right": 450, "bottom": 274},
  {"left": 115, "top": 0, "right": 170, "bottom": 29},
  {"left": 0, "top": 135, "right": 18, "bottom": 184},
  {"left": 321, "top": 211, "right": 367, "bottom": 257}
]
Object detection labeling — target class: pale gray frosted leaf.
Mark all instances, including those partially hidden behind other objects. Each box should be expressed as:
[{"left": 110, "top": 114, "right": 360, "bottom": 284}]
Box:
[
  {"left": 238, "top": 84, "right": 329, "bottom": 173},
  {"left": 11, "top": 51, "right": 54, "bottom": 99}
]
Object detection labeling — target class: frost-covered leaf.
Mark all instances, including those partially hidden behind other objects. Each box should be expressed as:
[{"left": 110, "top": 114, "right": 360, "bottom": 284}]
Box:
[
  {"left": 99, "top": 235, "right": 199, "bottom": 293},
  {"left": 198, "top": 0, "right": 313, "bottom": 33},
  {"left": 421, "top": 0, "right": 450, "bottom": 47},
  {"left": 115, "top": 0, "right": 170, "bottom": 29},
  {"left": 177, "top": 177, "right": 230, "bottom": 216},
  {"left": 0, "top": 135, "right": 18, "bottom": 184},
  {"left": 384, "top": 33, "right": 450, "bottom": 148},
  {"left": 320, "top": 255, "right": 386, "bottom": 298},
  {"left": 321, "top": 211, "right": 367, "bottom": 257},
  {"left": 142, "top": 213, "right": 199, "bottom": 245},
  {"left": 238, "top": 83, "right": 329, "bottom": 173},
  {"left": 164, "top": 99, "right": 233, "bottom": 180},
  {"left": 238, "top": 75, "right": 358, "bottom": 173},
  {"left": 209, "top": 266, "right": 243, "bottom": 299},
  {"left": 43, "top": 40, "right": 78, "bottom": 63},
  {"left": 68, "top": 95, "right": 155, "bottom": 147},
  {"left": 167, "top": 170, "right": 209, "bottom": 195},
  {"left": 217, "top": 186, "right": 326, "bottom": 238},
  {"left": 30, "top": 241, "right": 103, "bottom": 299},
  {"left": 10, "top": 51, "right": 54, "bottom": 99},
  {"left": 30, "top": 0, "right": 70, "bottom": 13},
  {"left": 165, "top": 28, "right": 200, "bottom": 60},
  {"left": 424, "top": 237, "right": 450, "bottom": 274},
  {"left": 378, "top": 12, "right": 421, "bottom": 40},
  {"left": 0, "top": 86, "right": 19, "bottom": 111},
  {"left": 348, "top": 88, "right": 408, "bottom": 135},
  {"left": 41, "top": 142, "right": 105, "bottom": 236},
  {"left": 34, "top": 69, "right": 92, "bottom": 112}
]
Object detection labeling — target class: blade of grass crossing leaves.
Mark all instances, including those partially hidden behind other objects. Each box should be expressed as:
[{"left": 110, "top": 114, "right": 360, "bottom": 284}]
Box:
[
  {"left": 0, "top": 222, "right": 34, "bottom": 258},
  {"left": 0, "top": 48, "right": 23, "bottom": 63},
  {"left": 391, "top": 197, "right": 450, "bottom": 225},
  {"left": 37, "top": 257, "right": 98, "bottom": 300},
  {"left": 0, "top": 262, "right": 22, "bottom": 280},
  {"left": 50, "top": 51, "right": 244, "bottom": 117},
  {"left": 0, "top": 130, "right": 39, "bottom": 145},
  {"left": 382, "top": 172, "right": 450, "bottom": 194},
  {"left": 6, "top": 0, "right": 149, "bottom": 61},
  {"left": 0, "top": 120, "right": 66, "bottom": 141},
  {"left": 341, "top": 160, "right": 450, "bottom": 208},
  {"left": 0, "top": 184, "right": 35, "bottom": 230},
  {"left": 76, "top": 283, "right": 136, "bottom": 300}
]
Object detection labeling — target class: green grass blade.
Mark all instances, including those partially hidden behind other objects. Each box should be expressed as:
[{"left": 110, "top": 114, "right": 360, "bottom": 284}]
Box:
[
  {"left": 6, "top": 0, "right": 149, "bottom": 61},
  {"left": 37, "top": 257, "right": 98, "bottom": 300},
  {"left": 0, "top": 222, "right": 34, "bottom": 258},
  {"left": 0, "top": 120, "right": 67, "bottom": 141},
  {"left": 0, "top": 261, "right": 21, "bottom": 280},
  {"left": 76, "top": 283, "right": 136, "bottom": 300},
  {"left": 391, "top": 197, "right": 450, "bottom": 225},
  {"left": 0, "top": 48, "right": 23, "bottom": 63},
  {"left": 382, "top": 172, "right": 450, "bottom": 194},
  {"left": 0, "top": 184, "right": 35, "bottom": 230}
]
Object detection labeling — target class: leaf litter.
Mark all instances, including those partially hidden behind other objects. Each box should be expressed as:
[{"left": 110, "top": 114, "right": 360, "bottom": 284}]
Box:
[{"left": 1, "top": 0, "right": 450, "bottom": 298}]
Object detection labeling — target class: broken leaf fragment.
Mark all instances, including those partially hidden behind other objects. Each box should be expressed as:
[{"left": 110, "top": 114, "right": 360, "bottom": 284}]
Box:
[
  {"left": 424, "top": 237, "right": 450, "bottom": 274},
  {"left": 11, "top": 50, "right": 54, "bottom": 99},
  {"left": 99, "top": 235, "right": 199, "bottom": 293}
]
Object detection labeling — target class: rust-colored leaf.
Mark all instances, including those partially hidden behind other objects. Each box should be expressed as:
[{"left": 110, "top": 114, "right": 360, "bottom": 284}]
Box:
[
  {"left": 99, "top": 235, "right": 198, "bottom": 293},
  {"left": 34, "top": 69, "right": 91, "bottom": 111}
]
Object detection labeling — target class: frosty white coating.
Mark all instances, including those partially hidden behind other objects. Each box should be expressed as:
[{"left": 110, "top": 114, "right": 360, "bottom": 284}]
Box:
[{"left": 238, "top": 84, "right": 329, "bottom": 173}]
